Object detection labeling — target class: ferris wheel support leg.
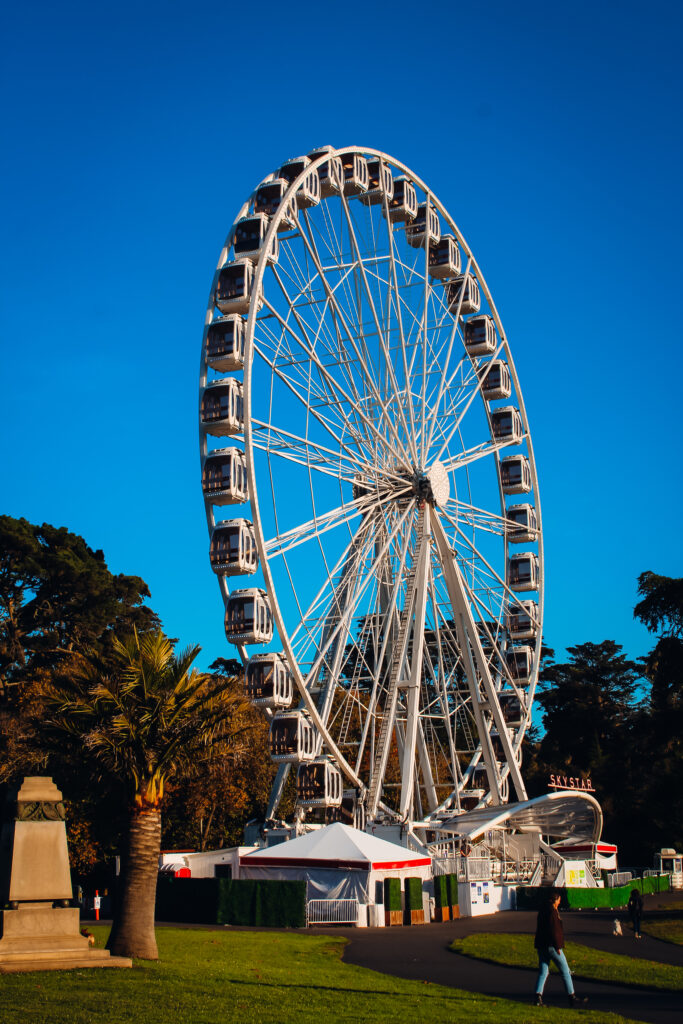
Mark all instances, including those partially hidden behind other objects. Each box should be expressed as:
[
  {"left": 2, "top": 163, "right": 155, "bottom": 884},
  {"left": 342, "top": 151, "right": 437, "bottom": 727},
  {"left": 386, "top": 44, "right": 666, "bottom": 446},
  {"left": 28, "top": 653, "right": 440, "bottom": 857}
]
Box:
[
  {"left": 312, "top": 524, "right": 371, "bottom": 754},
  {"left": 399, "top": 507, "right": 432, "bottom": 821},
  {"left": 416, "top": 719, "right": 439, "bottom": 814},
  {"left": 266, "top": 763, "right": 291, "bottom": 820},
  {"left": 431, "top": 511, "right": 528, "bottom": 804}
]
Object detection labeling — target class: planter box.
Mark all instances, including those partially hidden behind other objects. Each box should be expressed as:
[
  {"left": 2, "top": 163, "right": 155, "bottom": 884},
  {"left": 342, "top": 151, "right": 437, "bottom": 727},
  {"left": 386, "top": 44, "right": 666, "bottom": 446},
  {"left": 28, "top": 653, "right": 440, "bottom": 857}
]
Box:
[
  {"left": 405, "top": 908, "right": 425, "bottom": 925},
  {"left": 450, "top": 905, "right": 460, "bottom": 919},
  {"left": 385, "top": 909, "right": 403, "bottom": 927},
  {"left": 434, "top": 905, "right": 451, "bottom": 922}
]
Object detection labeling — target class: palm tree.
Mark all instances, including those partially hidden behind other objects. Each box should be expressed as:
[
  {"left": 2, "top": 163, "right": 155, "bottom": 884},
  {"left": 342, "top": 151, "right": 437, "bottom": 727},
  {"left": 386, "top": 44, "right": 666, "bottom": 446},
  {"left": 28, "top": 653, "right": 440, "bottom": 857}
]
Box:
[{"left": 48, "top": 629, "right": 250, "bottom": 959}]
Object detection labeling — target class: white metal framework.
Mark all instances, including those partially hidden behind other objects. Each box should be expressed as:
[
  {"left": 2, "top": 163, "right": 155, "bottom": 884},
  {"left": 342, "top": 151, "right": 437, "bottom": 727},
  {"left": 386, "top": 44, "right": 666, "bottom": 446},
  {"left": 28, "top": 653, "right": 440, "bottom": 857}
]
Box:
[{"left": 199, "top": 146, "right": 544, "bottom": 838}]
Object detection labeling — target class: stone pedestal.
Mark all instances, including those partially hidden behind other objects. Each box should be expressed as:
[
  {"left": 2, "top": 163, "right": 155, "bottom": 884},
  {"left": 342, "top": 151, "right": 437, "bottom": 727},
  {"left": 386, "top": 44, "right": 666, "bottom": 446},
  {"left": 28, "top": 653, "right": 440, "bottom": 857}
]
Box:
[{"left": 0, "top": 777, "right": 131, "bottom": 973}]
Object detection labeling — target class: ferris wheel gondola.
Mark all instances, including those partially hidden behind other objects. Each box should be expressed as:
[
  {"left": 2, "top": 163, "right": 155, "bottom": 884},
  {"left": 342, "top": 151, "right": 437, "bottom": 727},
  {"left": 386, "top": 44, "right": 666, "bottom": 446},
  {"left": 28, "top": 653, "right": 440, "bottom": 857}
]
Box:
[{"left": 199, "top": 146, "right": 543, "bottom": 837}]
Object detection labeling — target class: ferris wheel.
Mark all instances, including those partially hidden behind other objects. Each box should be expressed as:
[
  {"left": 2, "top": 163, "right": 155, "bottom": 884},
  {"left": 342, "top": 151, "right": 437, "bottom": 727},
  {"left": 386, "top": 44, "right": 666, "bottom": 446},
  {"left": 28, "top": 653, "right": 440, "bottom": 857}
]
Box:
[{"left": 199, "top": 146, "right": 543, "bottom": 836}]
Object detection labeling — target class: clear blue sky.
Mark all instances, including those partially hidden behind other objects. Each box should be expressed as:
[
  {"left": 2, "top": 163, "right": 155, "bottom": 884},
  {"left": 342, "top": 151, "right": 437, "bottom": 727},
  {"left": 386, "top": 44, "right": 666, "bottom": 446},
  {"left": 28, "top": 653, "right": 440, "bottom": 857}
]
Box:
[{"left": 2, "top": 0, "right": 681, "bottom": 672}]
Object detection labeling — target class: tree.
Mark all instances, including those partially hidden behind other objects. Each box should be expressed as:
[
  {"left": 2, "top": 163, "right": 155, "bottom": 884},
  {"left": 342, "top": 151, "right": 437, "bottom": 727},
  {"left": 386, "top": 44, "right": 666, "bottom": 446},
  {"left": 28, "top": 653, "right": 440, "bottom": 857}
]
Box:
[
  {"left": 532, "top": 641, "right": 644, "bottom": 853},
  {"left": 536, "top": 641, "right": 642, "bottom": 768},
  {"left": 47, "top": 629, "right": 251, "bottom": 960},
  {"left": 633, "top": 571, "right": 683, "bottom": 855},
  {"left": 161, "top": 659, "right": 276, "bottom": 851},
  {"left": 0, "top": 516, "right": 158, "bottom": 698}
]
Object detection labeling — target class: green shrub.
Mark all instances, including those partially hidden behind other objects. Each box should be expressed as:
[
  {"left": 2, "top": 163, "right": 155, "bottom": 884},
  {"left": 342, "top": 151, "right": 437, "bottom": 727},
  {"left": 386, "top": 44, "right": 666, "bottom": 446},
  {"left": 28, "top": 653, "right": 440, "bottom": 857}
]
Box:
[
  {"left": 434, "top": 874, "right": 449, "bottom": 909},
  {"left": 404, "top": 877, "right": 423, "bottom": 911},
  {"left": 446, "top": 873, "right": 459, "bottom": 907},
  {"left": 155, "top": 876, "right": 306, "bottom": 927},
  {"left": 383, "top": 877, "right": 402, "bottom": 911}
]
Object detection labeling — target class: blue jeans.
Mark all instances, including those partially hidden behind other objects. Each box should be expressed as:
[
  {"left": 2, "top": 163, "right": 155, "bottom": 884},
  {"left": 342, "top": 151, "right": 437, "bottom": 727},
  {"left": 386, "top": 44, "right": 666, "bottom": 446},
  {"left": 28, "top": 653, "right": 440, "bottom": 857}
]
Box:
[{"left": 535, "top": 945, "right": 574, "bottom": 995}]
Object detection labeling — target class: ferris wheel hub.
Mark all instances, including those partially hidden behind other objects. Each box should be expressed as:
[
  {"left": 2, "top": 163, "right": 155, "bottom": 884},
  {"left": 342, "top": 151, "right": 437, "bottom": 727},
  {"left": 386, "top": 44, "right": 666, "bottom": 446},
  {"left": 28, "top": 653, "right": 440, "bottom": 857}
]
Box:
[{"left": 415, "top": 461, "right": 450, "bottom": 507}]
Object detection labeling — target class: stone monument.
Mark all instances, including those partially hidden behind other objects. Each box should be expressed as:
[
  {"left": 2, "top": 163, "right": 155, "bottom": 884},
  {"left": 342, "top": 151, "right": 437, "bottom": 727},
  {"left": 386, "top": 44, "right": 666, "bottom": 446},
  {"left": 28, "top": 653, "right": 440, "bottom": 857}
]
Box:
[{"left": 0, "top": 776, "right": 132, "bottom": 972}]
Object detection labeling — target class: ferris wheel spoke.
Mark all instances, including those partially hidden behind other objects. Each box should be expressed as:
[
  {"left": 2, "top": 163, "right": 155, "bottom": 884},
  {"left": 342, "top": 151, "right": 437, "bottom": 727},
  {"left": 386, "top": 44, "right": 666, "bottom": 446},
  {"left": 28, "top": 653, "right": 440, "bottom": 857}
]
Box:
[
  {"left": 439, "top": 503, "right": 538, "bottom": 621},
  {"left": 353, "top": 504, "right": 417, "bottom": 776},
  {"left": 338, "top": 191, "right": 418, "bottom": 463},
  {"left": 252, "top": 354, "right": 375, "bottom": 469},
  {"left": 269, "top": 247, "right": 373, "bottom": 437},
  {"left": 441, "top": 435, "right": 525, "bottom": 474},
  {"left": 431, "top": 509, "right": 529, "bottom": 801},
  {"left": 381, "top": 197, "right": 420, "bottom": 464},
  {"left": 263, "top": 489, "right": 397, "bottom": 561},
  {"left": 258, "top": 297, "right": 406, "bottom": 467},
  {"left": 423, "top": 259, "right": 473, "bottom": 455},
  {"left": 453, "top": 563, "right": 529, "bottom": 697},
  {"left": 296, "top": 209, "right": 414, "bottom": 466},
  {"left": 299, "top": 206, "right": 382, "bottom": 395},
  {"left": 432, "top": 346, "right": 510, "bottom": 467},
  {"left": 427, "top": 559, "right": 460, "bottom": 757},
  {"left": 288, "top": 510, "right": 379, "bottom": 658},
  {"left": 250, "top": 418, "right": 368, "bottom": 481},
  {"left": 297, "top": 500, "right": 416, "bottom": 686},
  {"left": 257, "top": 287, "right": 365, "bottom": 426},
  {"left": 442, "top": 497, "right": 509, "bottom": 535}
]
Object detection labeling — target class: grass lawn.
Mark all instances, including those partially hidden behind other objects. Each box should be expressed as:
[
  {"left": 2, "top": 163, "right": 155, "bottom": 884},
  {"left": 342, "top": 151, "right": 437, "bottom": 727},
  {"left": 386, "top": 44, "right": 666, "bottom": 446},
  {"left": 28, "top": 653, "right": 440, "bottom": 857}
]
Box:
[
  {"left": 644, "top": 919, "right": 683, "bottom": 945},
  {"left": 450, "top": 933, "right": 683, "bottom": 991},
  {"left": 0, "top": 926, "right": 640, "bottom": 1024}
]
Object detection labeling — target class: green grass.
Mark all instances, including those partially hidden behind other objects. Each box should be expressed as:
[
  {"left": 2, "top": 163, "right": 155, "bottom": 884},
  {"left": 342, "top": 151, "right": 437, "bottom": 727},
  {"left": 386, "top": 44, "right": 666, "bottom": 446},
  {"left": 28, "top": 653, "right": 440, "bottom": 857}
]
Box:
[
  {"left": 0, "top": 926, "right": 640, "bottom": 1024},
  {"left": 450, "top": 933, "right": 683, "bottom": 991},
  {"left": 655, "top": 899, "right": 683, "bottom": 911},
  {"left": 644, "top": 919, "right": 683, "bottom": 945}
]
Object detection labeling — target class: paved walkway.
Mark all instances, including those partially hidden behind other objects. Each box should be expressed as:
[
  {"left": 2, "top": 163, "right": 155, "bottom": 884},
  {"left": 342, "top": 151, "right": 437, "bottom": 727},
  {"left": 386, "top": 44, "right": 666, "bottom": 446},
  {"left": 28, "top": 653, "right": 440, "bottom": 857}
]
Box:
[{"left": 312, "top": 893, "right": 683, "bottom": 1024}]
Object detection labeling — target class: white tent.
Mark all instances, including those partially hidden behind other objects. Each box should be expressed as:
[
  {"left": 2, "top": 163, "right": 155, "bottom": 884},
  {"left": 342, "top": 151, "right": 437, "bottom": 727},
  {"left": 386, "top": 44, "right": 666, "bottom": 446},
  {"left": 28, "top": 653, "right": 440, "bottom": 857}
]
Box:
[{"left": 239, "top": 822, "right": 431, "bottom": 902}]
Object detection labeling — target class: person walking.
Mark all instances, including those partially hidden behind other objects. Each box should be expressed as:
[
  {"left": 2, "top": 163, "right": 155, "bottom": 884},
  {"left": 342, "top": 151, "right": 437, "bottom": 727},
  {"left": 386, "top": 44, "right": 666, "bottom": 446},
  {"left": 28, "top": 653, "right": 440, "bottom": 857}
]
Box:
[
  {"left": 627, "top": 889, "right": 644, "bottom": 938},
  {"left": 534, "top": 889, "right": 587, "bottom": 1008}
]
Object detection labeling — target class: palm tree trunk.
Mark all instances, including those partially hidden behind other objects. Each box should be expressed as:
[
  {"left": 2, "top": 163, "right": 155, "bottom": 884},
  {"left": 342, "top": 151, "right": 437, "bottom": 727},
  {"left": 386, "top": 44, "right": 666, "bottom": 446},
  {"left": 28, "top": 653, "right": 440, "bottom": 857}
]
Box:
[{"left": 107, "top": 804, "right": 161, "bottom": 959}]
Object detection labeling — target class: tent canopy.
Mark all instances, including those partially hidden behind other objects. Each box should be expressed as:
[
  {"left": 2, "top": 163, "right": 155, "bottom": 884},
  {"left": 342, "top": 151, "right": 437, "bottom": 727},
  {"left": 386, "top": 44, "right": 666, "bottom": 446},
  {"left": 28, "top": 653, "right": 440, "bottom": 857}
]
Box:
[
  {"left": 431, "top": 792, "right": 602, "bottom": 843},
  {"left": 240, "top": 821, "right": 431, "bottom": 870}
]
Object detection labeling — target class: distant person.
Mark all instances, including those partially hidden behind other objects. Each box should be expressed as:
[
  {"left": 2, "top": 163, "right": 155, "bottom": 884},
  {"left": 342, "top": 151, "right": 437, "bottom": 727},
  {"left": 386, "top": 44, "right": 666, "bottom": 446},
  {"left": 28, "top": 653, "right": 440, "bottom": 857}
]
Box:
[
  {"left": 627, "top": 889, "right": 644, "bottom": 938},
  {"left": 534, "top": 889, "right": 587, "bottom": 1008}
]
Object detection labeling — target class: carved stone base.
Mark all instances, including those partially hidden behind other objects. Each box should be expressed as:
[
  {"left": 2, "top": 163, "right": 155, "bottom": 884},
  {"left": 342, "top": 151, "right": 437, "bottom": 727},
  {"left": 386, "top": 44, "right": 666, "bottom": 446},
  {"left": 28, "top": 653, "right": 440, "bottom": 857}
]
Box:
[{"left": 0, "top": 908, "right": 132, "bottom": 973}]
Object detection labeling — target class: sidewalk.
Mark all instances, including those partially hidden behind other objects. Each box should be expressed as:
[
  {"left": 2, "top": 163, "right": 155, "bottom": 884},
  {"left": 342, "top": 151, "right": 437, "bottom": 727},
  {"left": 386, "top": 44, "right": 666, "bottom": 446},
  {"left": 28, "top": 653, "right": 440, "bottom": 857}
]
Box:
[{"left": 314, "top": 892, "right": 683, "bottom": 1024}]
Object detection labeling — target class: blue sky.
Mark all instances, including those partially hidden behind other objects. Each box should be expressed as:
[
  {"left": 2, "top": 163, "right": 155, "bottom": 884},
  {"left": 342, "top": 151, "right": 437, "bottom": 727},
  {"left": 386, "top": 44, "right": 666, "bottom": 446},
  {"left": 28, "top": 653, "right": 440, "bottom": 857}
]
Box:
[{"left": 2, "top": 0, "right": 681, "bottom": 674}]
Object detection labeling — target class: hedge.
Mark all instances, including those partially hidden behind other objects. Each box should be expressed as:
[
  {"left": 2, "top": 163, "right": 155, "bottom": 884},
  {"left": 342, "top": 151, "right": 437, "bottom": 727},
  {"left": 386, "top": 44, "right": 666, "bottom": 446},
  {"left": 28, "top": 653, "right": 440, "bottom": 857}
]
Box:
[
  {"left": 434, "top": 874, "right": 449, "bottom": 909},
  {"left": 446, "top": 873, "right": 459, "bottom": 907},
  {"left": 404, "top": 877, "right": 423, "bottom": 912},
  {"left": 156, "top": 876, "right": 306, "bottom": 927},
  {"left": 383, "top": 877, "right": 402, "bottom": 912},
  {"left": 515, "top": 875, "right": 669, "bottom": 911}
]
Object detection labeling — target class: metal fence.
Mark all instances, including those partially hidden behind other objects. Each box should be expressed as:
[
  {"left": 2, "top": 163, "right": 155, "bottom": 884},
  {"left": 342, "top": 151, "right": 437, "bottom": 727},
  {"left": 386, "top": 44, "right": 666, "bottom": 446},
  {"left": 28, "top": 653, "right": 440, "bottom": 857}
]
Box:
[
  {"left": 433, "top": 854, "right": 541, "bottom": 884},
  {"left": 606, "top": 871, "right": 633, "bottom": 887},
  {"left": 306, "top": 899, "right": 359, "bottom": 926}
]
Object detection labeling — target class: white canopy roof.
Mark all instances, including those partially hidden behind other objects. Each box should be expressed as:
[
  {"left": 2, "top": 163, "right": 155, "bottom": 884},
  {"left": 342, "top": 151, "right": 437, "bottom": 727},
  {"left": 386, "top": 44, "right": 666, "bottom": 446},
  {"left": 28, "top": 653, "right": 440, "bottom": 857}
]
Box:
[
  {"left": 431, "top": 791, "right": 602, "bottom": 843},
  {"left": 240, "top": 822, "right": 431, "bottom": 870}
]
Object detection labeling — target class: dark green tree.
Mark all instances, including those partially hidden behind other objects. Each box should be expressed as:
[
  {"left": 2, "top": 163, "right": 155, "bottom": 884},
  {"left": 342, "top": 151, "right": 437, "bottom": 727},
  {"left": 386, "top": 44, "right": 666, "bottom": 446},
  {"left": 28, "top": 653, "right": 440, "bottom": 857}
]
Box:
[
  {"left": 0, "top": 515, "right": 158, "bottom": 702},
  {"left": 536, "top": 641, "right": 642, "bottom": 769},
  {"left": 532, "top": 641, "right": 644, "bottom": 856},
  {"left": 633, "top": 571, "right": 683, "bottom": 856}
]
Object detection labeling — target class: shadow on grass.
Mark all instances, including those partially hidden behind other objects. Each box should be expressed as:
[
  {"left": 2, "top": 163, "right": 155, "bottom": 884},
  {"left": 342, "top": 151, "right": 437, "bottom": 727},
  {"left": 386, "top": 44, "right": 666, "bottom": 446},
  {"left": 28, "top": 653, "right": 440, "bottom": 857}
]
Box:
[{"left": 217, "top": 976, "right": 494, "bottom": 1003}]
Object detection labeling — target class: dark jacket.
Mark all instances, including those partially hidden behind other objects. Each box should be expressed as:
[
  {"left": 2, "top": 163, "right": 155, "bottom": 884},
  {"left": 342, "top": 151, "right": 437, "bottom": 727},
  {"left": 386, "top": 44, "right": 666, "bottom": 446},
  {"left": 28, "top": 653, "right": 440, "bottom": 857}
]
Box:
[
  {"left": 627, "top": 892, "right": 644, "bottom": 916},
  {"left": 535, "top": 903, "right": 564, "bottom": 950}
]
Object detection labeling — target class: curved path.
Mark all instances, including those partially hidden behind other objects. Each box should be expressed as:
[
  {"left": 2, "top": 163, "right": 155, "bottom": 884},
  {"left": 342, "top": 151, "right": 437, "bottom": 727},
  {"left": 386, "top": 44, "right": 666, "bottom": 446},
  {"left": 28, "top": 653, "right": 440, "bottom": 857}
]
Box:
[{"left": 312, "top": 894, "right": 683, "bottom": 1024}]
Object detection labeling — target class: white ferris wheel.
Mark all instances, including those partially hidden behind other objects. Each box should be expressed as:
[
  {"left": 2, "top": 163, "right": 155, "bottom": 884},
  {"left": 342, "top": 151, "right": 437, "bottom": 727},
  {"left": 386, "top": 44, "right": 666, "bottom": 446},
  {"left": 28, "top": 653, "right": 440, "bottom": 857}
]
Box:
[{"left": 199, "top": 146, "right": 543, "bottom": 840}]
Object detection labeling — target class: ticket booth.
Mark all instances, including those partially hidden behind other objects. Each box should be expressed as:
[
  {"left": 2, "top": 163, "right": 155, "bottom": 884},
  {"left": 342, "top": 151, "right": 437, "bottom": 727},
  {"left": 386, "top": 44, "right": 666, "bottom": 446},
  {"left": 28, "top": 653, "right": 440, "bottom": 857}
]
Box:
[{"left": 655, "top": 848, "right": 683, "bottom": 889}]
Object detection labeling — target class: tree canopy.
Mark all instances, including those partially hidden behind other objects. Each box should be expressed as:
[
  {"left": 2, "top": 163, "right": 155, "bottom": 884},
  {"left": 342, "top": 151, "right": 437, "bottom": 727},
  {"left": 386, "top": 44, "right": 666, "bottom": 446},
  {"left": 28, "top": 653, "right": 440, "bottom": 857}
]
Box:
[{"left": 0, "top": 515, "right": 158, "bottom": 701}]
